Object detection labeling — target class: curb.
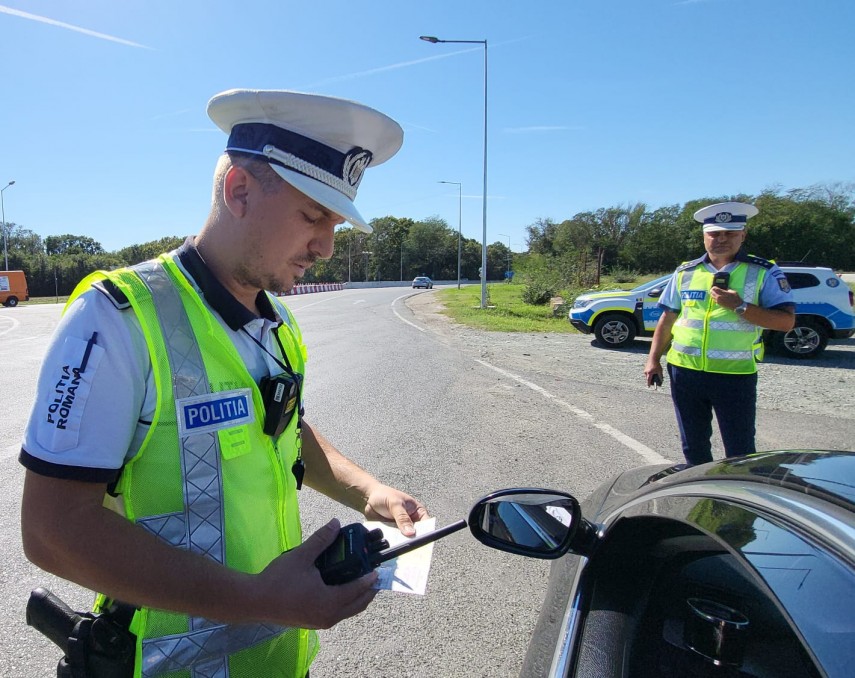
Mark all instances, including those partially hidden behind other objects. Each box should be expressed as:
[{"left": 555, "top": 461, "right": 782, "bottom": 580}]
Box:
[{"left": 280, "top": 283, "right": 344, "bottom": 296}]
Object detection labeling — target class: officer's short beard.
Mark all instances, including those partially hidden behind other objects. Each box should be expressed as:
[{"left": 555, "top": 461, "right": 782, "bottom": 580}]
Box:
[{"left": 233, "top": 264, "right": 289, "bottom": 296}]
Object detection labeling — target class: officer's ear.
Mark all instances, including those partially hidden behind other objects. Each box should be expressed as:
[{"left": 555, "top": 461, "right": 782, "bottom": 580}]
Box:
[{"left": 222, "top": 165, "right": 251, "bottom": 218}]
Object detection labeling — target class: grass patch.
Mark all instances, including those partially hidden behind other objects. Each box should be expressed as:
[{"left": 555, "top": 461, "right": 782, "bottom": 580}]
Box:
[
  {"left": 436, "top": 274, "right": 671, "bottom": 333},
  {"left": 437, "top": 283, "right": 574, "bottom": 333}
]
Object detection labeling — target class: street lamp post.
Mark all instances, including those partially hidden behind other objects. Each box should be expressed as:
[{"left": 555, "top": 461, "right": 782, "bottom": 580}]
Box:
[
  {"left": 439, "top": 180, "right": 462, "bottom": 289},
  {"left": 420, "top": 35, "right": 488, "bottom": 308},
  {"left": 362, "top": 251, "right": 372, "bottom": 283},
  {"left": 498, "top": 233, "right": 511, "bottom": 278},
  {"left": 1, "top": 180, "right": 16, "bottom": 271}
]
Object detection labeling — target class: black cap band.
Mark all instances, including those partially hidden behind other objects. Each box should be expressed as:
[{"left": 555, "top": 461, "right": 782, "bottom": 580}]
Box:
[{"left": 225, "top": 123, "right": 373, "bottom": 196}]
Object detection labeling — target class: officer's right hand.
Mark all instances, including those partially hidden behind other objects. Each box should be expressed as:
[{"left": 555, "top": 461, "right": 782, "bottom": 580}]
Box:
[
  {"left": 252, "top": 519, "right": 379, "bottom": 630},
  {"left": 644, "top": 360, "right": 664, "bottom": 387}
]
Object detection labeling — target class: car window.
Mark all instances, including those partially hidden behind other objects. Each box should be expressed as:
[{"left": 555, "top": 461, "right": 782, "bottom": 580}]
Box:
[
  {"left": 784, "top": 272, "right": 821, "bottom": 290},
  {"left": 660, "top": 496, "right": 854, "bottom": 676},
  {"left": 632, "top": 275, "right": 672, "bottom": 293}
]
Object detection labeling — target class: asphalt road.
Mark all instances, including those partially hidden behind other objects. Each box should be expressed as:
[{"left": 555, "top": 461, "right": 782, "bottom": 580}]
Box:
[{"left": 1, "top": 288, "right": 853, "bottom": 677}]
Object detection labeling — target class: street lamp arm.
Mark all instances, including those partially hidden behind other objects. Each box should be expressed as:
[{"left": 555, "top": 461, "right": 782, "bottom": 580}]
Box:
[{"left": 420, "top": 36, "right": 486, "bottom": 45}]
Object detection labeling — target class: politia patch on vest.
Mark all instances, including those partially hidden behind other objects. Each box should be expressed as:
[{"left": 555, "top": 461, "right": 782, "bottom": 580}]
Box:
[
  {"left": 681, "top": 290, "right": 707, "bottom": 301},
  {"left": 177, "top": 389, "right": 255, "bottom": 437}
]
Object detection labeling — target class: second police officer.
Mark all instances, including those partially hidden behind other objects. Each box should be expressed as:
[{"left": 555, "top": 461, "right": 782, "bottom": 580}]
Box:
[{"left": 644, "top": 202, "right": 796, "bottom": 466}]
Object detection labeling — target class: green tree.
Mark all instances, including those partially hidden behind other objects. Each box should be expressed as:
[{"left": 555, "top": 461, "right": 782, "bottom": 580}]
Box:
[
  {"left": 116, "top": 236, "right": 186, "bottom": 265},
  {"left": 44, "top": 234, "right": 105, "bottom": 256}
]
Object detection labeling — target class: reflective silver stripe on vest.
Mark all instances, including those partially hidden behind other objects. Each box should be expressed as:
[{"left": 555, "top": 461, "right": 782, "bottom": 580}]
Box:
[
  {"left": 130, "top": 260, "right": 285, "bottom": 678},
  {"left": 132, "top": 260, "right": 226, "bottom": 565},
  {"left": 675, "top": 318, "right": 704, "bottom": 329},
  {"left": 141, "top": 623, "right": 285, "bottom": 678},
  {"left": 742, "top": 264, "right": 761, "bottom": 304},
  {"left": 671, "top": 342, "right": 701, "bottom": 356},
  {"left": 676, "top": 317, "right": 752, "bottom": 332},
  {"left": 680, "top": 267, "right": 697, "bottom": 289},
  {"left": 708, "top": 320, "right": 753, "bottom": 331},
  {"left": 707, "top": 349, "right": 754, "bottom": 360}
]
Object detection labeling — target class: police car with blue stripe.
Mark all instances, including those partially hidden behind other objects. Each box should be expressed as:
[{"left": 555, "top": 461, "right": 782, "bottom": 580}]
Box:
[
  {"left": 569, "top": 274, "right": 672, "bottom": 349},
  {"left": 570, "top": 264, "right": 855, "bottom": 358}
]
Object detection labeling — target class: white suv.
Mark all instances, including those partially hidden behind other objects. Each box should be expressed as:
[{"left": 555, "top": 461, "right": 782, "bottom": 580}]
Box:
[
  {"left": 765, "top": 264, "right": 855, "bottom": 358},
  {"left": 569, "top": 264, "right": 854, "bottom": 359}
]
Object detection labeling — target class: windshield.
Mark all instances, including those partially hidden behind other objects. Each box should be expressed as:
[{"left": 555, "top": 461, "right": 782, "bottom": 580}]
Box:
[{"left": 631, "top": 274, "right": 671, "bottom": 293}]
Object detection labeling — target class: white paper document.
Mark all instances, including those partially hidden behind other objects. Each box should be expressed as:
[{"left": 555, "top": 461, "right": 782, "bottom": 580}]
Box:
[{"left": 364, "top": 517, "right": 437, "bottom": 595}]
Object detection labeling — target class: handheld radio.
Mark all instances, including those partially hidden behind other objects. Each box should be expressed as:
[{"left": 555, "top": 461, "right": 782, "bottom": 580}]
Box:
[{"left": 315, "top": 520, "right": 468, "bottom": 585}]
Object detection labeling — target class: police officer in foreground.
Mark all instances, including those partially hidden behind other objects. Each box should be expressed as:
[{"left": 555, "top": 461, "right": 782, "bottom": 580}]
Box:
[
  {"left": 644, "top": 202, "right": 796, "bottom": 466},
  {"left": 19, "top": 89, "right": 428, "bottom": 677}
]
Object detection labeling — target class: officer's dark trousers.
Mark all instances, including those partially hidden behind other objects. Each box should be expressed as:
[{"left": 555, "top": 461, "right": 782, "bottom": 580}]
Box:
[{"left": 667, "top": 363, "right": 758, "bottom": 466}]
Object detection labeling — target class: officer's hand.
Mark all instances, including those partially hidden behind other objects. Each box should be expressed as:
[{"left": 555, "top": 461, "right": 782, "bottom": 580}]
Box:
[
  {"left": 710, "top": 287, "right": 742, "bottom": 310},
  {"left": 363, "top": 485, "right": 429, "bottom": 537},
  {"left": 253, "top": 519, "right": 379, "bottom": 630},
  {"left": 644, "top": 360, "right": 664, "bottom": 387}
]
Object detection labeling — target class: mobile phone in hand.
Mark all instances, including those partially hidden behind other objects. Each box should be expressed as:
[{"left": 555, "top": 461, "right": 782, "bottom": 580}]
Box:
[{"left": 712, "top": 272, "right": 730, "bottom": 290}]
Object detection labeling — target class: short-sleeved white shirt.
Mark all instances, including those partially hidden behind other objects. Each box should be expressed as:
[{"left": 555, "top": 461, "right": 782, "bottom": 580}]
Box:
[
  {"left": 657, "top": 252, "right": 795, "bottom": 313},
  {"left": 20, "top": 242, "right": 300, "bottom": 482}
]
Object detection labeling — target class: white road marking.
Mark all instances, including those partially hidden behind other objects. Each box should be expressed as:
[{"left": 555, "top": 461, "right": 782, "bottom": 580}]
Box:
[
  {"left": 0, "top": 314, "right": 21, "bottom": 336},
  {"left": 283, "top": 293, "right": 347, "bottom": 311},
  {"left": 388, "top": 296, "right": 669, "bottom": 463},
  {"left": 391, "top": 293, "right": 426, "bottom": 332},
  {"left": 475, "top": 359, "right": 672, "bottom": 465}
]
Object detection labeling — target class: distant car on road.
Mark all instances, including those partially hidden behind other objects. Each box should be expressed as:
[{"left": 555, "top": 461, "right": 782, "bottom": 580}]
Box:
[
  {"left": 412, "top": 276, "right": 433, "bottom": 289},
  {"left": 569, "top": 264, "right": 855, "bottom": 358}
]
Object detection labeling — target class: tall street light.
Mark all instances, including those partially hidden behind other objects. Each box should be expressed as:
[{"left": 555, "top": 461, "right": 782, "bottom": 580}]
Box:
[
  {"left": 362, "top": 251, "right": 372, "bottom": 283},
  {"left": 439, "top": 180, "right": 462, "bottom": 289},
  {"left": 498, "top": 233, "right": 511, "bottom": 278},
  {"left": 420, "top": 35, "right": 488, "bottom": 308},
  {"left": 1, "top": 180, "right": 16, "bottom": 271}
]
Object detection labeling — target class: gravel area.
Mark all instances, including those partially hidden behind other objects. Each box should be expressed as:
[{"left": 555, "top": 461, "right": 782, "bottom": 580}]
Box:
[{"left": 405, "top": 291, "right": 855, "bottom": 422}]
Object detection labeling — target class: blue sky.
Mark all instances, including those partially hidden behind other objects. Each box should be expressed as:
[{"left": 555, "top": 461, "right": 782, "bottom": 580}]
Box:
[{"left": 1, "top": 0, "right": 853, "bottom": 254}]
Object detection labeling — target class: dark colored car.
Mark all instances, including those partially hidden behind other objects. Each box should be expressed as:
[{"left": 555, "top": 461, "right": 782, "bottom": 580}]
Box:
[{"left": 469, "top": 451, "right": 855, "bottom": 678}]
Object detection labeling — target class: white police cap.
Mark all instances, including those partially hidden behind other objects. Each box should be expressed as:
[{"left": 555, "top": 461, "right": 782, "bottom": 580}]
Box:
[
  {"left": 694, "top": 202, "right": 759, "bottom": 232},
  {"left": 207, "top": 89, "right": 404, "bottom": 233}
]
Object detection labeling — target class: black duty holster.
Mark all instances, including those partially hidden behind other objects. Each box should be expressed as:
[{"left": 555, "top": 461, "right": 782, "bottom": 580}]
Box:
[{"left": 26, "top": 587, "right": 135, "bottom": 678}]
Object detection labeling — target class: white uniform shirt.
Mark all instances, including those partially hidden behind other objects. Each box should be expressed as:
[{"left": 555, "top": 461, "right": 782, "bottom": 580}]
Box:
[
  {"left": 21, "top": 241, "right": 298, "bottom": 481},
  {"left": 657, "top": 251, "right": 795, "bottom": 313}
]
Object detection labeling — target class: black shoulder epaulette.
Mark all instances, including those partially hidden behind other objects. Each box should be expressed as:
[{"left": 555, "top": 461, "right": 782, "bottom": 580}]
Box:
[
  {"left": 92, "top": 279, "right": 131, "bottom": 310},
  {"left": 743, "top": 253, "right": 775, "bottom": 270},
  {"left": 675, "top": 255, "right": 705, "bottom": 273}
]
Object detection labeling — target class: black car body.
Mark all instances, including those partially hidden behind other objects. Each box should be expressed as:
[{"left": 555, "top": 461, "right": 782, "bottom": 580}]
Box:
[{"left": 519, "top": 451, "right": 855, "bottom": 678}]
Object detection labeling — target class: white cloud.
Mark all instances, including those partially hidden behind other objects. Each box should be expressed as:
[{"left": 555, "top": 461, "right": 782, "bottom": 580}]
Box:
[
  {"left": 303, "top": 48, "right": 480, "bottom": 89},
  {"left": 0, "top": 5, "right": 151, "bottom": 49}
]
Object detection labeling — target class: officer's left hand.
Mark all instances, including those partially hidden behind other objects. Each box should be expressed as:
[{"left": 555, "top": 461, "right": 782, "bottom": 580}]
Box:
[
  {"left": 710, "top": 286, "right": 742, "bottom": 310},
  {"left": 363, "top": 485, "right": 429, "bottom": 537}
]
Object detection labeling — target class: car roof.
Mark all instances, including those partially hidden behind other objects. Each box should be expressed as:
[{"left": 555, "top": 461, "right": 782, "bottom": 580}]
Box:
[
  {"left": 778, "top": 262, "right": 834, "bottom": 270},
  {"left": 644, "top": 450, "right": 855, "bottom": 511}
]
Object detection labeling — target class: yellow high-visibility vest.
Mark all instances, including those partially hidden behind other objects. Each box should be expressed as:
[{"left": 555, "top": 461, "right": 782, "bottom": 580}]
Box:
[
  {"left": 667, "top": 261, "right": 767, "bottom": 374},
  {"left": 68, "top": 253, "right": 317, "bottom": 678}
]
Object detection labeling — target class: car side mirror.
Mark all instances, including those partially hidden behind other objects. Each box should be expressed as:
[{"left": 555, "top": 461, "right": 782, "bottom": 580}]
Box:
[
  {"left": 467, "top": 488, "right": 586, "bottom": 559},
  {"left": 648, "top": 287, "right": 663, "bottom": 299}
]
